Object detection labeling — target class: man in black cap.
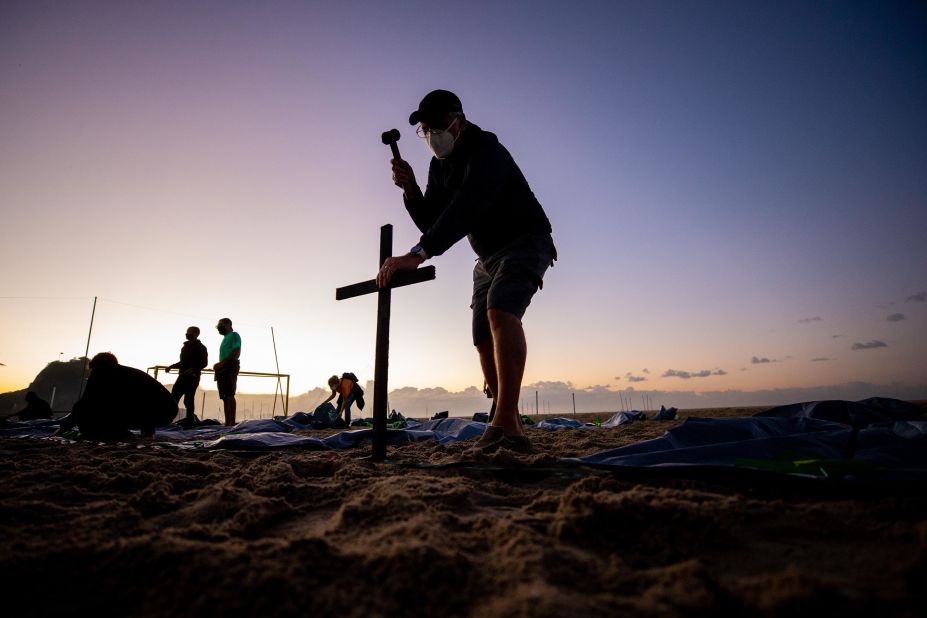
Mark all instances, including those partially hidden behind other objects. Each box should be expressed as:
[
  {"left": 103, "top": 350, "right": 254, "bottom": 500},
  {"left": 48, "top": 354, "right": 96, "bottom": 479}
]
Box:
[{"left": 377, "top": 89, "right": 556, "bottom": 453}]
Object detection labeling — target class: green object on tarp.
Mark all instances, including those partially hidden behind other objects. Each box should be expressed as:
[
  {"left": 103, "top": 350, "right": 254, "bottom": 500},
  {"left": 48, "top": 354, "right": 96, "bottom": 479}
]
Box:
[
  {"left": 520, "top": 415, "right": 535, "bottom": 426},
  {"left": 736, "top": 451, "right": 881, "bottom": 478}
]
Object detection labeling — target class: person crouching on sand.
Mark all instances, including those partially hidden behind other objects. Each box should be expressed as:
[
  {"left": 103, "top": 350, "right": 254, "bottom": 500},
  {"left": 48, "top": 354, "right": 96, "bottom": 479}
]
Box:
[
  {"left": 321, "top": 373, "right": 365, "bottom": 425},
  {"left": 57, "top": 352, "right": 177, "bottom": 439}
]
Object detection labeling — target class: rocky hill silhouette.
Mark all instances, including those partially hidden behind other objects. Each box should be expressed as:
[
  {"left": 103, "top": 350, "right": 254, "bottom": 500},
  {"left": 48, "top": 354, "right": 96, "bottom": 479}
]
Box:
[{"left": 0, "top": 358, "right": 88, "bottom": 417}]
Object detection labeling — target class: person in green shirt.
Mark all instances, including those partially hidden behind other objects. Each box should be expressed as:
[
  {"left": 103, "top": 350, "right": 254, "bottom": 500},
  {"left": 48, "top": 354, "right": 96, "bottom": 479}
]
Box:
[{"left": 214, "top": 317, "right": 241, "bottom": 426}]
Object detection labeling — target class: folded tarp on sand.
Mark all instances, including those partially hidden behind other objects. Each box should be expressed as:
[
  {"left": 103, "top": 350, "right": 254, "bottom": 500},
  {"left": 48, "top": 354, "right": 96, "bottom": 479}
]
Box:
[
  {"left": 567, "top": 399, "right": 927, "bottom": 476},
  {"left": 0, "top": 418, "right": 61, "bottom": 438},
  {"left": 163, "top": 417, "right": 480, "bottom": 451},
  {"left": 535, "top": 411, "right": 648, "bottom": 430}
]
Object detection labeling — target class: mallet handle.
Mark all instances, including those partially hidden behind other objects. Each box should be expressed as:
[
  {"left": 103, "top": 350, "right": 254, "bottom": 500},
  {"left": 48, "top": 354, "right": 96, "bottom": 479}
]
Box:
[{"left": 389, "top": 142, "right": 401, "bottom": 160}]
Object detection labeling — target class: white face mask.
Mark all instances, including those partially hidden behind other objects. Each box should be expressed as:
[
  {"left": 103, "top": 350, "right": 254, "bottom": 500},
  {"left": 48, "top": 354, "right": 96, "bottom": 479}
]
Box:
[{"left": 425, "top": 116, "right": 460, "bottom": 159}]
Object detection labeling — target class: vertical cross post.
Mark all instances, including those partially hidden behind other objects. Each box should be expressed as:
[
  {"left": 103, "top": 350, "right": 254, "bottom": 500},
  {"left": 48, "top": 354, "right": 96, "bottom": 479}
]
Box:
[
  {"left": 335, "top": 223, "right": 436, "bottom": 461},
  {"left": 372, "top": 225, "right": 392, "bottom": 460}
]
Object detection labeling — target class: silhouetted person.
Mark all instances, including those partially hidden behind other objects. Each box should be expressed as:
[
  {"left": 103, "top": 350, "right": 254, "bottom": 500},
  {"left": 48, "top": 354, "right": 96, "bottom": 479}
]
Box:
[
  {"left": 213, "top": 318, "right": 241, "bottom": 426},
  {"left": 379, "top": 89, "right": 555, "bottom": 453},
  {"left": 19, "top": 391, "right": 53, "bottom": 420},
  {"left": 58, "top": 352, "right": 177, "bottom": 439},
  {"left": 165, "top": 326, "right": 208, "bottom": 427},
  {"left": 321, "top": 372, "right": 365, "bottom": 425}
]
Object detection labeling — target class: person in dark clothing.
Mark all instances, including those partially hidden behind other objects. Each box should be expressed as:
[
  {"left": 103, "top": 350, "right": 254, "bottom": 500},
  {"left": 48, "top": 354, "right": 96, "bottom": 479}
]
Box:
[
  {"left": 165, "top": 326, "right": 208, "bottom": 426},
  {"left": 58, "top": 352, "right": 178, "bottom": 439},
  {"left": 378, "top": 89, "right": 556, "bottom": 454},
  {"left": 18, "top": 391, "right": 53, "bottom": 420}
]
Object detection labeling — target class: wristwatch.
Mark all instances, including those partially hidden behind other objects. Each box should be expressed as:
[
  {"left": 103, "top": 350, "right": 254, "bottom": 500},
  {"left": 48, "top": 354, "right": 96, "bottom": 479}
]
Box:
[{"left": 409, "top": 244, "right": 429, "bottom": 260}]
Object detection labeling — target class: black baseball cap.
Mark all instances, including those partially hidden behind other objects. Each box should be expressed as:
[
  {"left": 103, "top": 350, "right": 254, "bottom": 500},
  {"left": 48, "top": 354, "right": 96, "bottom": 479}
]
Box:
[{"left": 408, "top": 89, "right": 463, "bottom": 126}]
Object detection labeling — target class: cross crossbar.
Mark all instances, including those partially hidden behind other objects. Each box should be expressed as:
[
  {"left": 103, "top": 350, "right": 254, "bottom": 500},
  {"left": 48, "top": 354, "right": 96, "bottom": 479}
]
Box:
[{"left": 335, "top": 266, "right": 435, "bottom": 300}]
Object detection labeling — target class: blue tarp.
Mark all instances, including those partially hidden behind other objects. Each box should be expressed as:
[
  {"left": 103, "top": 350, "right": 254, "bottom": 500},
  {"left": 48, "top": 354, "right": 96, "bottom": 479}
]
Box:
[
  {"left": 567, "top": 416, "right": 851, "bottom": 467},
  {"left": 0, "top": 418, "right": 61, "bottom": 438},
  {"left": 536, "top": 417, "right": 589, "bottom": 430},
  {"left": 568, "top": 399, "right": 927, "bottom": 475},
  {"left": 3, "top": 399, "right": 925, "bottom": 478},
  {"left": 173, "top": 419, "right": 472, "bottom": 451},
  {"left": 415, "top": 418, "right": 486, "bottom": 443},
  {"left": 601, "top": 411, "right": 647, "bottom": 427}
]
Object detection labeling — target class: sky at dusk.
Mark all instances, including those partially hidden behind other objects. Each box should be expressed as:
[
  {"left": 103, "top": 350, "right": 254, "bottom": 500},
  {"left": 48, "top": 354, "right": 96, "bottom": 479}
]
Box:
[{"left": 2, "top": 1, "right": 925, "bottom": 411}]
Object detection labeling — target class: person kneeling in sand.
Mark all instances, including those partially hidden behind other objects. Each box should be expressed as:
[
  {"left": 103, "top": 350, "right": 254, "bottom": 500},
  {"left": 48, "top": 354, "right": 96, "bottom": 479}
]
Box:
[
  {"left": 57, "top": 352, "right": 178, "bottom": 440},
  {"left": 17, "top": 391, "right": 54, "bottom": 421}
]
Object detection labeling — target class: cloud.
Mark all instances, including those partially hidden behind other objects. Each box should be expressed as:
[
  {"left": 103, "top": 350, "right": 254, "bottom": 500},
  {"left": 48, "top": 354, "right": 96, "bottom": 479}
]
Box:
[
  {"left": 642, "top": 368, "right": 650, "bottom": 374},
  {"left": 887, "top": 313, "right": 905, "bottom": 322},
  {"left": 812, "top": 357, "right": 832, "bottom": 362},
  {"left": 851, "top": 340, "right": 888, "bottom": 351},
  {"left": 713, "top": 369, "right": 728, "bottom": 376},
  {"left": 751, "top": 356, "right": 772, "bottom": 364},
  {"left": 613, "top": 376, "right": 622, "bottom": 381},
  {"left": 906, "top": 291, "right": 925, "bottom": 302},
  {"left": 798, "top": 316, "right": 823, "bottom": 324},
  {"left": 284, "top": 380, "right": 927, "bottom": 416},
  {"left": 583, "top": 384, "right": 615, "bottom": 393},
  {"left": 627, "top": 375, "right": 647, "bottom": 383},
  {"left": 832, "top": 334, "right": 842, "bottom": 339},
  {"left": 662, "top": 369, "right": 712, "bottom": 379}
]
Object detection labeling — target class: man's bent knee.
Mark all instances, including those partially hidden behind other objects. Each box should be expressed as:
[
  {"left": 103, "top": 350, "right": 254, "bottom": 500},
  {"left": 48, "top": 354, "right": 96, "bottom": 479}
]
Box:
[{"left": 487, "top": 308, "right": 521, "bottom": 329}]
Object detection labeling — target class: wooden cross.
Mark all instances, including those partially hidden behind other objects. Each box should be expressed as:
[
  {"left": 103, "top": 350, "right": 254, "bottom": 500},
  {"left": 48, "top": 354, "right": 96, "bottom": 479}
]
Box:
[{"left": 335, "top": 224, "right": 435, "bottom": 460}]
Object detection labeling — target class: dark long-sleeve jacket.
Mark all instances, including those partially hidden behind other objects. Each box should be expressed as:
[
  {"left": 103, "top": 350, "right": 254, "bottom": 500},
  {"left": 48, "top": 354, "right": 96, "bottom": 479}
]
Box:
[
  {"left": 62, "top": 364, "right": 177, "bottom": 437},
  {"left": 170, "top": 340, "right": 208, "bottom": 374},
  {"left": 403, "top": 123, "right": 552, "bottom": 260}
]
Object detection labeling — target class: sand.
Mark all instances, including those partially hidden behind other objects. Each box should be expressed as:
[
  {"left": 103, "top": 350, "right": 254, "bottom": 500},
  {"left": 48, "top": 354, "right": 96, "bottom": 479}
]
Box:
[{"left": 1, "top": 407, "right": 925, "bottom": 617}]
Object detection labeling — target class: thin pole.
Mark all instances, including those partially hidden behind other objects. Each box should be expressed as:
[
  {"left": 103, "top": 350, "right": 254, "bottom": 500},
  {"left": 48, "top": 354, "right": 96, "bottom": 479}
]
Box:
[
  {"left": 78, "top": 296, "right": 97, "bottom": 399},
  {"left": 535, "top": 390, "right": 539, "bottom": 416},
  {"left": 572, "top": 392, "right": 576, "bottom": 417},
  {"left": 271, "top": 327, "right": 282, "bottom": 416},
  {"left": 201, "top": 391, "right": 206, "bottom": 421}
]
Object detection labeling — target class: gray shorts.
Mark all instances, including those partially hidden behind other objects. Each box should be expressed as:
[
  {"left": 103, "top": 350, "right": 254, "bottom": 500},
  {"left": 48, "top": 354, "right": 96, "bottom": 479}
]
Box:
[{"left": 471, "top": 233, "right": 556, "bottom": 345}]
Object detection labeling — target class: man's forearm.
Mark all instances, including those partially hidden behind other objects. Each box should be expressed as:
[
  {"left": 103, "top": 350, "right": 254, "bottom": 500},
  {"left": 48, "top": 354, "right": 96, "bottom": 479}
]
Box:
[
  {"left": 404, "top": 191, "right": 441, "bottom": 234},
  {"left": 403, "top": 184, "right": 423, "bottom": 201}
]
